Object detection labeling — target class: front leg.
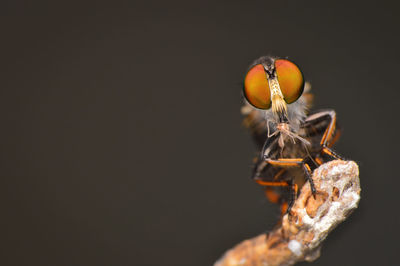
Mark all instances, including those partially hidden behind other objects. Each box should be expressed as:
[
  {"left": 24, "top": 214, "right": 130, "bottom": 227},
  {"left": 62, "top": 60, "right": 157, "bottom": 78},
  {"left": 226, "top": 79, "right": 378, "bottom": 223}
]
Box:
[{"left": 264, "top": 157, "right": 317, "bottom": 198}]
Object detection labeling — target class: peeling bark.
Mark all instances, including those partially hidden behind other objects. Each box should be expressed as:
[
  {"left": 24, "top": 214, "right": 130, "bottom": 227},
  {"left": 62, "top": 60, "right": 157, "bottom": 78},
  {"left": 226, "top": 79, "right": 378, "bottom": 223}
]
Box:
[{"left": 215, "top": 160, "right": 360, "bottom": 266}]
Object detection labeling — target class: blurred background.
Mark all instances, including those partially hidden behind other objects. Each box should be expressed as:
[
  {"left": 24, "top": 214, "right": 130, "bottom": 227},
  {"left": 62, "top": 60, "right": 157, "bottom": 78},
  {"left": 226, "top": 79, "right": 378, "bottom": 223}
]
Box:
[{"left": 1, "top": 1, "right": 399, "bottom": 265}]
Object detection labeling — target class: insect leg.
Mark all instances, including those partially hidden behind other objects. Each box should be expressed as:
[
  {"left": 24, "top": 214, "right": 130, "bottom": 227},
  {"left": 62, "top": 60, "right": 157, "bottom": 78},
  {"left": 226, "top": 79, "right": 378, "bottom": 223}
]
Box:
[
  {"left": 327, "top": 127, "right": 341, "bottom": 148},
  {"left": 319, "top": 110, "right": 337, "bottom": 146},
  {"left": 254, "top": 179, "right": 291, "bottom": 202},
  {"left": 322, "top": 146, "right": 344, "bottom": 160},
  {"left": 287, "top": 180, "right": 298, "bottom": 214},
  {"left": 303, "top": 162, "right": 317, "bottom": 196},
  {"left": 265, "top": 158, "right": 317, "bottom": 197},
  {"left": 262, "top": 169, "right": 286, "bottom": 204},
  {"left": 254, "top": 180, "right": 289, "bottom": 187},
  {"left": 304, "top": 110, "right": 344, "bottom": 160}
]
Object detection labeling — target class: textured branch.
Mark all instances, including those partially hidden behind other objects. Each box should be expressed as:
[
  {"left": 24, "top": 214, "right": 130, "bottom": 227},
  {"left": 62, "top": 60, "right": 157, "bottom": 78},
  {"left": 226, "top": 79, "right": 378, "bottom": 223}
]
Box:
[{"left": 215, "top": 160, "right": 360, "bottom": 266}]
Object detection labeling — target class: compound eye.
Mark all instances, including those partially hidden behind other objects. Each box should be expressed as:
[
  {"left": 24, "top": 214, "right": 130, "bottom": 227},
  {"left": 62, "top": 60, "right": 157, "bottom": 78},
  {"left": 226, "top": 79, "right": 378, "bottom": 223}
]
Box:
[
  {"left": 275, "top": 59, "right": 304, "bottom": 104},
  {"left": 243, "top": 64, "right": 271, "bottom": 109}
]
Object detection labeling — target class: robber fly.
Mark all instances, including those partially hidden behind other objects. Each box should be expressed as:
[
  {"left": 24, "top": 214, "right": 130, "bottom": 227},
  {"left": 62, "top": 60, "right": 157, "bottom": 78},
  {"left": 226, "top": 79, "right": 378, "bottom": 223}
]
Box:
[{"left": 241, "top": 56, "right": 343, "bottom": 214}]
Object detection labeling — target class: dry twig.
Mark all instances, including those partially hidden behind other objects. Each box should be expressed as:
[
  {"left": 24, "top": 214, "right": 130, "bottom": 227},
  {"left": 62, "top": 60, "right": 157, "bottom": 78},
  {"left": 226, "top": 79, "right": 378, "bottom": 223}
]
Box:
[{"left": 215, "top": 160, "right": 360, "bottom": 266}]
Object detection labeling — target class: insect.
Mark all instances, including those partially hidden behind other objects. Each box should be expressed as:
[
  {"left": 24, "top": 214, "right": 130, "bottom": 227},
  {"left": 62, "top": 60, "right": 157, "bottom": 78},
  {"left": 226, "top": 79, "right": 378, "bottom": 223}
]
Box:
[{"left": 241, "top": 56, "right": 343, "bottom": 214}]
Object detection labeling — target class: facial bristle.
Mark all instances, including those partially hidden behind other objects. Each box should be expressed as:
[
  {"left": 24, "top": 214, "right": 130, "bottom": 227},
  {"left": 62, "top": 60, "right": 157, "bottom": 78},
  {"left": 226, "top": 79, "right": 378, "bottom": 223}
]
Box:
[{"left": 271, "top": 94, "right": 287, "bottom": 116}]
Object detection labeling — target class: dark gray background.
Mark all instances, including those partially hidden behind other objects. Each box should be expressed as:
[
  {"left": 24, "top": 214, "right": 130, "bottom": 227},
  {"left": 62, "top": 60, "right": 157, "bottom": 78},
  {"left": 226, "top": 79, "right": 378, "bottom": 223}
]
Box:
[{"left": 1, "top": 1, "right": 399, "bottom": 265}]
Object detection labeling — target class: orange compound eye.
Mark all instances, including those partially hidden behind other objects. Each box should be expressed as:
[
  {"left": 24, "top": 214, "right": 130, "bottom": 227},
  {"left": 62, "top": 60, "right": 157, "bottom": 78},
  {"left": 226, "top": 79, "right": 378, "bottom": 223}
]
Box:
[
  {"left": 243, "top": 64, "right": 271, "bottom": 109},
  {"left": 275, "top": 59, "right": 304, "bottom": 104}
]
